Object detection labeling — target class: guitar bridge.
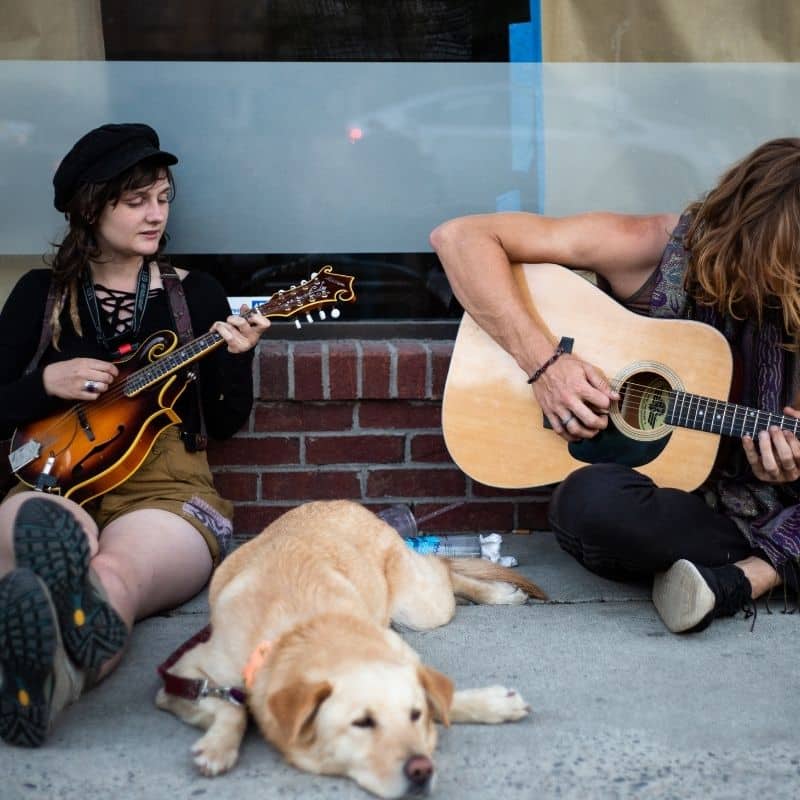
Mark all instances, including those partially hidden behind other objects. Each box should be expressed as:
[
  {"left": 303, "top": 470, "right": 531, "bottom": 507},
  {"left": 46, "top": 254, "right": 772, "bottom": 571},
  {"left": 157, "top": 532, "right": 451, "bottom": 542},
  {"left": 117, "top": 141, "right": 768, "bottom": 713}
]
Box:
[{"left": 9, "top": 439, "right": 41, "bottom": 472}]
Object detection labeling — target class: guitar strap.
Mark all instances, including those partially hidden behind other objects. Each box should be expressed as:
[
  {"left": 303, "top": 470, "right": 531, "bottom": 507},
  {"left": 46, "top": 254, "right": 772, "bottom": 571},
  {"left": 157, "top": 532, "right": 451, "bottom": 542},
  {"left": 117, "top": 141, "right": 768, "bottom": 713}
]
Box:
[{"left": 157, "top": 262, "right": 208, "bottom": 452}]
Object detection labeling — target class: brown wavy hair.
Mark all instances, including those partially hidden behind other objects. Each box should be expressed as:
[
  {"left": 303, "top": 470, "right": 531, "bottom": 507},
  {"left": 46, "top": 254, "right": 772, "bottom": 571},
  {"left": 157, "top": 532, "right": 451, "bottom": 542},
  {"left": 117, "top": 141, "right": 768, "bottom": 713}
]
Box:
[
  {"left": 684, "top": 137, "right": 800, "bottom": 341},
  {"left": 48, "top": 157, "right": 174, "bottom": 349}
]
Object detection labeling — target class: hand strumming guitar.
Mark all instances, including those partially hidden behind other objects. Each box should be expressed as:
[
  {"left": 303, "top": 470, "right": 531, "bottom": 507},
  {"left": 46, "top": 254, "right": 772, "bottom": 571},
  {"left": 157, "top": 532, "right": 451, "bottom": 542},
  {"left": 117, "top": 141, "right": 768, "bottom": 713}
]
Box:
[{"left": 530, "top": 349, "right": 619, "bottom": 443}]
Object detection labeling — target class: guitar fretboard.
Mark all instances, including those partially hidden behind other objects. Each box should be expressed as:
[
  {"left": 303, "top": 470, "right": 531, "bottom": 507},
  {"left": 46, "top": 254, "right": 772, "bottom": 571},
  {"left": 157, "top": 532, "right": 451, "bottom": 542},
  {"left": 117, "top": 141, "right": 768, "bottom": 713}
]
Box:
[{"left": 667, "top": 392, "right": 799, "bottom": 438}]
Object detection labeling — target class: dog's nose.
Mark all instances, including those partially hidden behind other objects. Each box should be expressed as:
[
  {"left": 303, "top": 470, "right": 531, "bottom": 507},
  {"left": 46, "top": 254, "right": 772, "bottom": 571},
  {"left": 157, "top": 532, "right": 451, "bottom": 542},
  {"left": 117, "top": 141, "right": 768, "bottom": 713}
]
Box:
[{"left": 404, "top": 754, "right": 434, "bottom": 787}]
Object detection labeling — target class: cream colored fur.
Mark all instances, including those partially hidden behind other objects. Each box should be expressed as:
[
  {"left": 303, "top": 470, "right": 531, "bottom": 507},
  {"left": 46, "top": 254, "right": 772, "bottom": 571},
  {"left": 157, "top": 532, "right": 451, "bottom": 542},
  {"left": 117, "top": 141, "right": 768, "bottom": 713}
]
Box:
[{"left": 156, "top": 500, "right": 546, "bottom": 798}]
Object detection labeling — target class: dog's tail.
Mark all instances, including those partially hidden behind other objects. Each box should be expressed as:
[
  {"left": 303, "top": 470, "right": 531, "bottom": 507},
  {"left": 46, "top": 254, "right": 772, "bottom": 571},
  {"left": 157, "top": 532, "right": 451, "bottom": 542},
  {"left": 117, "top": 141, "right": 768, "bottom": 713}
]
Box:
[{"left": 443, "top": 557, "right": 548, "bottom": 601}]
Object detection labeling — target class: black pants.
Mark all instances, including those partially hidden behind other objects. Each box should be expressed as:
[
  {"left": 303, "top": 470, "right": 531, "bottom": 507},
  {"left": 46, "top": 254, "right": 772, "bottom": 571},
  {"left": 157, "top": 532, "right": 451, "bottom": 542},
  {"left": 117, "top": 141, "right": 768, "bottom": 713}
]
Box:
[{"left": 547, "top": 463, "right": 759, "bottom": 583}]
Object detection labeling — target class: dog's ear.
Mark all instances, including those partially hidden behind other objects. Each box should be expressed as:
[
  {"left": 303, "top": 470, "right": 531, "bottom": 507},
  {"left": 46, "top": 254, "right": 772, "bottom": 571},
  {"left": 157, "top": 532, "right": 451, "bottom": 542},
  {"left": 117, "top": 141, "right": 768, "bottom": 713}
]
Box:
[
  {"left": 268, "top": 680, "right": 333, "bottom": 747},
  {"left": 418, "top": 665, "right": 454, "bottom": 727}
]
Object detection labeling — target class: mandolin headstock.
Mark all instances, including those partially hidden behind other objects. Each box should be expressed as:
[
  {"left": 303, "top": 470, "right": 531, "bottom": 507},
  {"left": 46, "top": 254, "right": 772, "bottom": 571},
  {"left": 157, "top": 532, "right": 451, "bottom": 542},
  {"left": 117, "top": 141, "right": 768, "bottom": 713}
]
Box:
[{"left": 254, "top": 266, "right": 356, "bottom": 321}]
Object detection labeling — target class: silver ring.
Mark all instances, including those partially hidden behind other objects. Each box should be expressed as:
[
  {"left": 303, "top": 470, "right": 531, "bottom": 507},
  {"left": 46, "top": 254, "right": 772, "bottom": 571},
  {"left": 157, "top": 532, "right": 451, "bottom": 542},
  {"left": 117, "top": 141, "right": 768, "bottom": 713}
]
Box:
[
  {"left": 561, "top": 414, "right": 574, "bottom": 427},
  {"left": 84, "top": 379, "right": 98, "bottom": 393}
]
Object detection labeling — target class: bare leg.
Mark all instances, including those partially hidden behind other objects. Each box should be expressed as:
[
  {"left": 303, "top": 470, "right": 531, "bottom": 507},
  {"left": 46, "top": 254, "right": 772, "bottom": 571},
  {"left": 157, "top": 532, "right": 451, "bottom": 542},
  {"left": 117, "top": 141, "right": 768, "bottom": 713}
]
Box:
[
  {"left": 735, "top": 555, "right": 781, "bottom": 598},
  {"left": 92, "top": 507, "right": 212, "bottom": 678}
]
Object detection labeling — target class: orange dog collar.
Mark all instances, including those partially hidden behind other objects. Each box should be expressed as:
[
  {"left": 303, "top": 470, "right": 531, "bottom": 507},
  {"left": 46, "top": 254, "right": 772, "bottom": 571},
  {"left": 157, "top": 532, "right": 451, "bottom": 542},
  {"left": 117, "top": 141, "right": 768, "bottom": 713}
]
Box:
[{"left": 242, "top": 640, "right": 273, "bottom": 689}]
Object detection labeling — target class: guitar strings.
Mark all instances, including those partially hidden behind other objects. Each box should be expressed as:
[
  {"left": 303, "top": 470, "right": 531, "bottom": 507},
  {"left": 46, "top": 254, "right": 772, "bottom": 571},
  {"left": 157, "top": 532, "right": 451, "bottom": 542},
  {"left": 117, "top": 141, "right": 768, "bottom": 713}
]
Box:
[{"left": 603, "top": 380, "right": 796, "bottom": 429}]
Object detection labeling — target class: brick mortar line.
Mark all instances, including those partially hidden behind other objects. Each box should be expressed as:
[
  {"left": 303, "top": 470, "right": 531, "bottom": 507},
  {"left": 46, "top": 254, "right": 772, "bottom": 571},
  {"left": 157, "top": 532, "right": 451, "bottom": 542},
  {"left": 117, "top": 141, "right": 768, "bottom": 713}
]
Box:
[
  {"left": 321, "top": 341, "right": 330, "bottom": 401},
  {"left": 388, "top": 341, "right": 398, "bottom": 398},
  {"left": 355, "top": 340, "right": 364, "bottom": 398},
  {"left": 287, "top": 342, "right": 296, "bottom": 399}
]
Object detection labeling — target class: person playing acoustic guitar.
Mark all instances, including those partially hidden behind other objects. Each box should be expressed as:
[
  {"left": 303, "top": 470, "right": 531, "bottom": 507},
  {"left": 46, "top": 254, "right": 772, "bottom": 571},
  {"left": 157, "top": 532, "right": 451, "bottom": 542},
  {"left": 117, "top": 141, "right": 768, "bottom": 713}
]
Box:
[
  {"left": 0, "top": 123, "right": 269, "bottom": 747},
  {"left": 431, "top": 137, "right": 800, "bottom": 635}
]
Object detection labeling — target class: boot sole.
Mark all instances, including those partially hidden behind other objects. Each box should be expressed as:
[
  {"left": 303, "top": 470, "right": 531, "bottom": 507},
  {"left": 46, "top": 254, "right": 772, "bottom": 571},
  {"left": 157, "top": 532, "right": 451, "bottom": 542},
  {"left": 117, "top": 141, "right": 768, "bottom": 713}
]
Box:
[
  {"left": 652, "top": 559, "right": 715, "bottom": 633},
  {"left": 0, "top": 568, "right": 57, "bottom": 747},
  {"left": 13, "top": 498, "right": 128, "bottom": 669}
]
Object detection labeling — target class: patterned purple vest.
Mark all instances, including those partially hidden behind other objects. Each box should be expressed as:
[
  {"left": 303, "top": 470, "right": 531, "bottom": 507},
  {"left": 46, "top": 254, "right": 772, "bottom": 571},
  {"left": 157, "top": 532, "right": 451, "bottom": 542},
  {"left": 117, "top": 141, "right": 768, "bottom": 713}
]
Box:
[{"left": 649, "top": 214, "right": 800, "bottom": 569}]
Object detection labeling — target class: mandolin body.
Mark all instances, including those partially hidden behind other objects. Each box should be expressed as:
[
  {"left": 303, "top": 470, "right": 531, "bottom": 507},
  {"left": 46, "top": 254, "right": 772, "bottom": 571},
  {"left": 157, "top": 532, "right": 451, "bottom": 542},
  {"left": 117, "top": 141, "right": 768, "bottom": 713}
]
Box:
[{"left": 11, "top": 331, "right": 190, "bottom": 505}]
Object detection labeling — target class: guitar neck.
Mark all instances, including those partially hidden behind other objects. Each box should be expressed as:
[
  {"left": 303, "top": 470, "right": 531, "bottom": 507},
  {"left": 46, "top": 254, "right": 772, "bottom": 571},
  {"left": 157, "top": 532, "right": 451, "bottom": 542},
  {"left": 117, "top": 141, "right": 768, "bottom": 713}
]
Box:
[{"left": 667, "top": 391, "right": 799, "bottom": 438}]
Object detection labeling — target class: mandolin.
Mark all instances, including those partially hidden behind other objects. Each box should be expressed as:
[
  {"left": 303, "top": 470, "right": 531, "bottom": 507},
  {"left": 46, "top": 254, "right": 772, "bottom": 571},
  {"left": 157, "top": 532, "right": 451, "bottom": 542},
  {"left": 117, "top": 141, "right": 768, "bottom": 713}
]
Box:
[
  {"left": 442, "top": 262, "right": 797, "bottom": 492},
  {"left": 8, "top": 266, "right": 356, "bottom": 504}
]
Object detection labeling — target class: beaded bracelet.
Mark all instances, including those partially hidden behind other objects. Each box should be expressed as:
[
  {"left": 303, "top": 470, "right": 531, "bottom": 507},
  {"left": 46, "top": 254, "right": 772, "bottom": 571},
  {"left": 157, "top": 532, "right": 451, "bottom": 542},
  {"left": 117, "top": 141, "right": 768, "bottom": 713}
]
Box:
[{"left": 527, "top": 345, "right": 564, "bottom": 384}]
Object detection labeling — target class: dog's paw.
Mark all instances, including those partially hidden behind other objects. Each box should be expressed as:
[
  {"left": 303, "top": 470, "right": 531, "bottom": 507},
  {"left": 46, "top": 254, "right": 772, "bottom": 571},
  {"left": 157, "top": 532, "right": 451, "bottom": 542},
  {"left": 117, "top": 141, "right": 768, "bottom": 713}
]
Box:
[
  {"left": 191, "top": 733, "right": 240, "bottom": 777},
  {"left": 481, "top": 685, "right": 531, "bottom": 721},
  {"left": 487, "top": 582, "right": 529, "bottom": 605},
  {"left": 451, "top": 685, "right": 531, "bottom": 724}
]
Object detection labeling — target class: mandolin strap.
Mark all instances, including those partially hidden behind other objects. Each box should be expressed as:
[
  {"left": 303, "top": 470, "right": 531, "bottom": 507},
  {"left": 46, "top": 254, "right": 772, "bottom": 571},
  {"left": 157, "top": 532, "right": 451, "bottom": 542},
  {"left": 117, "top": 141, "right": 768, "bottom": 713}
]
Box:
[
  {"left": 157, "top": 262, "right": 208, "bottom": 452},
  {"left": 25, "top": 281, "right": 59, "bottom": 375}
]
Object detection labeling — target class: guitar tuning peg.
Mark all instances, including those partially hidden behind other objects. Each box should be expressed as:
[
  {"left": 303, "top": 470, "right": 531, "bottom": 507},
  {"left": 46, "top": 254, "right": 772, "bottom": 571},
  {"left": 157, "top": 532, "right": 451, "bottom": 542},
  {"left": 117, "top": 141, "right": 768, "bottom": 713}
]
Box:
[
  {"left": 331, "top": 308, "right": 341, "bottom": 319},
  {"left": 305, "top": 313, "right": 314, "bottom": 323},
  {"left": 318, "top": 310, "right": 327, "bottom": 320},
  {"left": 310, "top": 272, "right": 317, "bottom": 278},
  {"left": 300, "top": 279, "right": 308, "bottom": 285},
  {"left": 295, "top": 319, "right": 302, "bottom": 329}
]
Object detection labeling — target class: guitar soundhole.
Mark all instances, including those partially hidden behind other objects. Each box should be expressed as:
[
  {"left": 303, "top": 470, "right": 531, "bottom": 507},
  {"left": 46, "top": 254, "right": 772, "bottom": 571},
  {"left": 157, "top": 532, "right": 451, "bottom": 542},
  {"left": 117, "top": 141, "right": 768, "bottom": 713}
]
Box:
[{"left": 618, "top": 371, "right": 672, "bottom": 433}]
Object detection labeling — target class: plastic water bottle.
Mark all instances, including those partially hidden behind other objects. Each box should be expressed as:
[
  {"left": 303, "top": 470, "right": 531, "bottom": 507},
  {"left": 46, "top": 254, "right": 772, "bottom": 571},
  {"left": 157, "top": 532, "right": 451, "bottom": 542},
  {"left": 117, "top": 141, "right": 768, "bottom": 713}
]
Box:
[
  {"left": 376, "top": 505, "right": 518, "bottom": 566},
  {"left": 404, "top": 534, "right": 483, "bottom": 558}
]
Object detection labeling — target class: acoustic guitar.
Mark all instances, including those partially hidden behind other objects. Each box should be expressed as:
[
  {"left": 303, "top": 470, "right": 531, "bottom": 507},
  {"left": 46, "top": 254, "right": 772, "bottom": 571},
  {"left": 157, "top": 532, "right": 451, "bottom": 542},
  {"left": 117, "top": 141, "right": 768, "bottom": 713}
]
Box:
[
  {"left": 442, "top": 263, "right": 797, "bottom": 492},
  {"left": 8, "top": 266, "right": 356, "bottom": 504}
]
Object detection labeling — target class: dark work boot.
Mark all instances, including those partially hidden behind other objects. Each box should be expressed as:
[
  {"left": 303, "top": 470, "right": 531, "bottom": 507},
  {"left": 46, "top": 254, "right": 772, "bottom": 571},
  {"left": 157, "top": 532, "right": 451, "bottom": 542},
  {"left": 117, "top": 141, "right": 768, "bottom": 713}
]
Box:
[
  {"left": 652, "top": 559, "right": 753, "bottom": 633},
  {"left": 13, "top": 498, "right": 128, "bottom": 669},
  {"left": 0, "top": 568, "right": 85, "bottom": 747}
]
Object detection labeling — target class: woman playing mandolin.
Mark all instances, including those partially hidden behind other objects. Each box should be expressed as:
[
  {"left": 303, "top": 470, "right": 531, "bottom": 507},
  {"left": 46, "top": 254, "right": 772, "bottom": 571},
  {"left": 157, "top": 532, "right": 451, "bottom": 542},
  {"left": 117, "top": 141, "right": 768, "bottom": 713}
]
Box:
[
  {"left": 0, "top": 123, "right": 268, "bottom": 747},
  {"left": 431, "top": 137, "right": 800, "bottom": 635}
]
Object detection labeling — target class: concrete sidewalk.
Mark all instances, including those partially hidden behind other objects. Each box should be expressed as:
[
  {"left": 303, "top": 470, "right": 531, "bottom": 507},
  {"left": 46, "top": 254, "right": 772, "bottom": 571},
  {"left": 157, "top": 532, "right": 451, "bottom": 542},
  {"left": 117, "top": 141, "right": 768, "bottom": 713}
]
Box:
[{"left": 3, "top": 532, "right": 798, "bottom": 800}]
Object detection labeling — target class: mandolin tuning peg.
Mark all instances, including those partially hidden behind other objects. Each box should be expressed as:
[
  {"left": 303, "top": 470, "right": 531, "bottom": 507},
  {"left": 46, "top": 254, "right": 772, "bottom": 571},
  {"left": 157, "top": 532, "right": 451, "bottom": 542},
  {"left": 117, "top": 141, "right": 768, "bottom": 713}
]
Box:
[
  {"left": 295, "top": 319, "right": 302, "bottom": 329},
  {"left": 305, "top": 313, "right": 314, "bottom": 323},
  {"left": 310, "top": 272, "right": 318, "bottom": 278},
  {"left": 318, "top": 310, "right": 327, "bottom": 320},
  {"left": 331, "top": 308, "right": 341, "bottom": 319}
]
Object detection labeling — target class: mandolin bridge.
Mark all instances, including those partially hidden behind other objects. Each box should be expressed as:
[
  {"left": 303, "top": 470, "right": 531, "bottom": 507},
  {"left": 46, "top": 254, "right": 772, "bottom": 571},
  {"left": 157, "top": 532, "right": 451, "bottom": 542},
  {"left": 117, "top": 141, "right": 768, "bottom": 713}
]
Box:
[{"left": 9, "top": 439, "right": 42, "bottom": 472}]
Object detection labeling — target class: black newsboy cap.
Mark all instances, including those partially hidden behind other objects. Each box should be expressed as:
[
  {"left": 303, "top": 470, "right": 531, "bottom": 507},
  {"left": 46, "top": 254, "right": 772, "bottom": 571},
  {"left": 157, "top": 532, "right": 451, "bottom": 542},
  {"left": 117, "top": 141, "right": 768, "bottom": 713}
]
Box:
[{"left": 53, "top": 123, "right": 178, "bottom": 212}]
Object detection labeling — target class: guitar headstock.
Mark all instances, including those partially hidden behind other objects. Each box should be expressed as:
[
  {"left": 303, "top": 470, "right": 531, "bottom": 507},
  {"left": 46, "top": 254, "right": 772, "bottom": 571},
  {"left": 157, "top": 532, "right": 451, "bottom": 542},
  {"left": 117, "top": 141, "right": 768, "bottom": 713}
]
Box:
[{"left": 254, "top": 266, "right": 356, "bottom": 321}]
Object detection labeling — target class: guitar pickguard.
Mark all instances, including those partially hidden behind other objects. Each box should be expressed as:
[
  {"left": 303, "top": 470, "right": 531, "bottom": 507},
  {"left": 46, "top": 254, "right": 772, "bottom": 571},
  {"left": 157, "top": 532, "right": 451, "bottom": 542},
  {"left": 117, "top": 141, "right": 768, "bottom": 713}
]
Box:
[{"left": 568, "top": 419, "right": 671, "bottom": 468}]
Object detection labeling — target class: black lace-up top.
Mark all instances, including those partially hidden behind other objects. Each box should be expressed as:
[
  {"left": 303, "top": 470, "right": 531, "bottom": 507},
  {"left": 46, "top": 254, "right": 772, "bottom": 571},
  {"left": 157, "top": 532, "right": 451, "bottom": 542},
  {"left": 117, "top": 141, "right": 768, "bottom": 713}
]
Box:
[{"left": 94, "top": 284, "right": 162, "bottom": 339}]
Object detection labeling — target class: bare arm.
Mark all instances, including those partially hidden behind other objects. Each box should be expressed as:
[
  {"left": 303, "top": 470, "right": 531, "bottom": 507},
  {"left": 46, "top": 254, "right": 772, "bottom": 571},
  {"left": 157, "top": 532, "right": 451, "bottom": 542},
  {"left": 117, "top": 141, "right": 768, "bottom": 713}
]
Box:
[{"left": 430, "top": 211, "right": 678, "bottom": 438}]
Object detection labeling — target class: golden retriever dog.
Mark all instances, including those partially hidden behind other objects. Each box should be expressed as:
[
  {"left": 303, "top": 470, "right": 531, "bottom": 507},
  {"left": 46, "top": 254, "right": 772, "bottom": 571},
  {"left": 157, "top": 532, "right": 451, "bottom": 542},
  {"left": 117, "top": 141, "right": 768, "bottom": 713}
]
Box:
[{"left": 156, "top": 500, "right": 546, "bottom": 798}]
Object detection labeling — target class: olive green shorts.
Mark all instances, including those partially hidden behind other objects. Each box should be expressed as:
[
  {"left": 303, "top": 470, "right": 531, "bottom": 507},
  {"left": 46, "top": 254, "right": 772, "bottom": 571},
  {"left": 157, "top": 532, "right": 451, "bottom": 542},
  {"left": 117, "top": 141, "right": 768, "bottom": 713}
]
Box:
[{"left": 7, "top": 427, "right": 233, "bottom": 564}]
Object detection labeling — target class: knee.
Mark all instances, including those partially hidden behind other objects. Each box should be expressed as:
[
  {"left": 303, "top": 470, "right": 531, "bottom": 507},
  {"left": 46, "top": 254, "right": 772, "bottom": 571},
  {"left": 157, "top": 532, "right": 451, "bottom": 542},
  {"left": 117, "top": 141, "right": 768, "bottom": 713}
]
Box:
[{"left": 548, "top": 463, "right": 640, "bottom": 542}]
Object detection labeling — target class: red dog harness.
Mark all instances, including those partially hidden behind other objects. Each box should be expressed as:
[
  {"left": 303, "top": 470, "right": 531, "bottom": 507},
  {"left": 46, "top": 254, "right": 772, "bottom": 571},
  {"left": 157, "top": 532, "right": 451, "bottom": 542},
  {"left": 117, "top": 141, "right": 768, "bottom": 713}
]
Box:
[{"left": 157, "top": 625, "right": 246, "bottom": 706}]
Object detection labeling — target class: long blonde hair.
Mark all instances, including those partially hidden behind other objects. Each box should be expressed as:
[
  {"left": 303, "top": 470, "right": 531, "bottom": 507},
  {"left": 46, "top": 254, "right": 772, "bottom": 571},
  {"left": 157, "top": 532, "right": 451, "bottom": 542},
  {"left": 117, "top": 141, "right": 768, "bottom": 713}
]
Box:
[{"left": 684, "top": 137, "right": 800, "bottom": 340}]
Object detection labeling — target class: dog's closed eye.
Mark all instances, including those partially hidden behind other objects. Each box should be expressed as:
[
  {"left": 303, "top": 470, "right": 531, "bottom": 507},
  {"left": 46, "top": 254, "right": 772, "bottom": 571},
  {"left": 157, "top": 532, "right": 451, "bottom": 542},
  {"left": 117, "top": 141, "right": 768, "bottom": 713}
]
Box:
[
  {"left": 410, "top": 708, "right": 421, "bottom": 722},
  {"left": 352, "top": 714, "right": 376, "bottom": 728}
]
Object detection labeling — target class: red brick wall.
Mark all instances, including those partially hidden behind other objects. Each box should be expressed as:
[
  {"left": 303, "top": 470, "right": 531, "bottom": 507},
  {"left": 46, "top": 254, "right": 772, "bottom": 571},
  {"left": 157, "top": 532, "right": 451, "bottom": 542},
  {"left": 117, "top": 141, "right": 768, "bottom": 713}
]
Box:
[{"left": 207, "top": 339, "right": 552, "bottom": 539}]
